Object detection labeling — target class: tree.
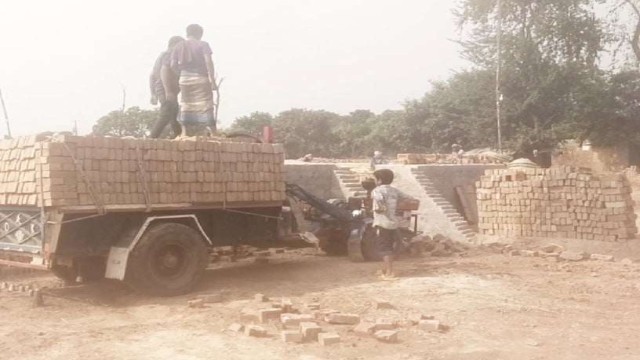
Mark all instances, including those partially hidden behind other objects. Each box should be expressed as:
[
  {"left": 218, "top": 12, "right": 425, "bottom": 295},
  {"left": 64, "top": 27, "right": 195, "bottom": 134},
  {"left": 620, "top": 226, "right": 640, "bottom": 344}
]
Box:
[
  {"left": 333, "top": 110, "right": 377, "bottom": 157},
  {"left": 419, "top": 69, "right": 497, "bottom": 152},
  {"left": 93, "top": 107, "right": 158, "bottom": 137},
  {"left": 228, "top": 112, "right": 274, "bottom": 137},
  {"left": 455, "top": 0, "right": 611, "bottom": 153},
  {"left": 272, "top": 109, "right": 341, "bottom": 158}
]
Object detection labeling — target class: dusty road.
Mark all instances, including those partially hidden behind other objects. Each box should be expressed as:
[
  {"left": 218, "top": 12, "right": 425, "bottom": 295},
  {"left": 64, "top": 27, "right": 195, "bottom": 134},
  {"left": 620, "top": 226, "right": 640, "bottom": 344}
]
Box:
[{"left": 1, "top": 248, "right": 640, "bottom": 360}]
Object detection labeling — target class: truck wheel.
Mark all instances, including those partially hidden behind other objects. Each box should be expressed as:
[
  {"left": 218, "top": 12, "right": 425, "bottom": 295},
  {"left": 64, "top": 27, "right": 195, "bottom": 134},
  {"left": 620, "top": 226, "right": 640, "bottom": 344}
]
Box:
[
  {"left": 51, "top": 265, "right": 77, "bottom": 284},
  {"left": 318, "top": 228, "right": 349, "bottom": 256},
  {"left": 77, "top": 257, "right": 107, "bottom": 282},
  {"left": 361, "top": 224, "right": 382, "bottom": 261},
  {"left": 126, "top": 222, "right": 209, "bottom": 296}
]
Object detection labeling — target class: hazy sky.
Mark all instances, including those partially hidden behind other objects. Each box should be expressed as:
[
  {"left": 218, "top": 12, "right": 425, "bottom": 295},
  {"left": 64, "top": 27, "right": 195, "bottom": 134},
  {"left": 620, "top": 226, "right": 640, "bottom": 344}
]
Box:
[{"left": 0, "top": 0, "right": 467, "bottom": 136}]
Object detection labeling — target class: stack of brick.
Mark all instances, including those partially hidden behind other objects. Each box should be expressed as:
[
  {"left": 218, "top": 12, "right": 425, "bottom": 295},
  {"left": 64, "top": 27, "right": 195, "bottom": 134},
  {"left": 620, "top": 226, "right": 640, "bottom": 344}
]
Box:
[
  {"left": 476, "top": 166, "right": 637, "bottom": 241},
  {"left": 0, "top": 135, "right": 286, "bottom": 208}
]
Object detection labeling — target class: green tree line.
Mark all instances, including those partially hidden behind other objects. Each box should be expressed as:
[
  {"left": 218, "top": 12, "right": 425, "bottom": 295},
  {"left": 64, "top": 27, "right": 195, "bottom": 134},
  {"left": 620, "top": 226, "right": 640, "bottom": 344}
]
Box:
[{"left": 95, "top": 0, "right": 640, "bottom": 159}]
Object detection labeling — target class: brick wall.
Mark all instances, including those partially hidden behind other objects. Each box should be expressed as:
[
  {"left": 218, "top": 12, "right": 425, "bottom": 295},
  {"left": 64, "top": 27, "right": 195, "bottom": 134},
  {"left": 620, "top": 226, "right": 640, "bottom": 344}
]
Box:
[{"left": 476, "top": 167, "right": 637, "bottom": 241}]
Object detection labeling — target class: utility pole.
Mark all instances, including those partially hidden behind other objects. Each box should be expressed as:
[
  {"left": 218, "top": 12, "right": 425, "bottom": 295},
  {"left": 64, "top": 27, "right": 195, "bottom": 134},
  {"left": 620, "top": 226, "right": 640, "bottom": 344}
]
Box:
[
  {"left": 0, "top": 89, "right": 13, "bottom": 139},
  {"left": 495, "top": 0, "right": 503, "bottom": 153}
]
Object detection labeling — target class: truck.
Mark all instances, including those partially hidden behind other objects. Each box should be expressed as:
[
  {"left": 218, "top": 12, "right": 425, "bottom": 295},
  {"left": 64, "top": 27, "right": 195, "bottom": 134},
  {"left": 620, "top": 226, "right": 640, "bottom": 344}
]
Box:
[{"left": 0, "top": 133, "right": 419, "bottom": 296}]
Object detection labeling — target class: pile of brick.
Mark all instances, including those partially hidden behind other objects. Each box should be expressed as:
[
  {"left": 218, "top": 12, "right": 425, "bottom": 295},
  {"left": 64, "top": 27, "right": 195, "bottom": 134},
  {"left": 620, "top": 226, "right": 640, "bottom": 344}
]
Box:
[
  {"left": 0, "top": 135, "right": 285, "bottom": 208},
  {"left": 476, "top": 167, "right": 637, "bottom": 241}
]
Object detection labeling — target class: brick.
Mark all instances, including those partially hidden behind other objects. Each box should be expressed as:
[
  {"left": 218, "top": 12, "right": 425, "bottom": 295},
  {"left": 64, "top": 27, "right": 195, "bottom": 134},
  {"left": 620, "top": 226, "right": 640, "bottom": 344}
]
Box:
[
  {"left": 258, "top": 308, "right": 282, "bottom": 323},
  {"left": 541, "top": 244, "right": 565, "bottom": 253},
  {"left": 306, "top": 302, "right": 321, "bottom": 310},
  {"left": 353, "top": 322, "right": 376, "bottom": 336},
  {"left": 418, "top": 320, "right": 442, "bottom": 332},
  {"left": 374, "top": 330, "right": 399, "bottom": 343},
  {"left": 280, "top": 298, "right": 294, "bottom": 313},
  {"left": 318, "top": 332, "right": 341, "bottom": 346},
  {"left": 620, "top": 258, "right": 634, "bottom": 265},
  {"left": 325, "top": 313, "right": 360, "bottom": 325},
  {"left": 281, "top": 330, "right": 303, "bottom": 343},
  {"left": 590, "top": 254, "right": 614, "bottom": 262},
  {"left": 519, "top": 250, "right": 539, "bottom": 257},
  {"left": 559, "top": 251, "right": 588, "bottom": 262},
  {"left": 374, "top": 318, "right": 396, "bottom": 331},
  {"left": 375, "top": 300, "right": 394, "bottom": 309},
  {"left": 244, "top": 325, "right": 267, "bottom": 337},
  {"left": 314, "top": 309, "right": 339, "bottom": 321},
  {"left": 280, "top": 313, "right": 315, "bottom": 327},
  {"left": 300, "top": 322, "right": 322, "bottom": 341}
]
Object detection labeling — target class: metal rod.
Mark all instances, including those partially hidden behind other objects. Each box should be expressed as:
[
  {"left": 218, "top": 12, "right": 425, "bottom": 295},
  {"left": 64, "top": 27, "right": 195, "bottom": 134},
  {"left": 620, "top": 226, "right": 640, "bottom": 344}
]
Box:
[{"left": 0, "top": 89, "right": 13, "bottom": 139}]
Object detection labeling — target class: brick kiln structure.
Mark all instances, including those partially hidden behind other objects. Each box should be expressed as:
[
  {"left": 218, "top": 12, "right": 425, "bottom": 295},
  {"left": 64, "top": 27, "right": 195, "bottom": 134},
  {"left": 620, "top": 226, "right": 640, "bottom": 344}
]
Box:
[{"left": 476, "top": 167, "right": 637, "bottom": 241}]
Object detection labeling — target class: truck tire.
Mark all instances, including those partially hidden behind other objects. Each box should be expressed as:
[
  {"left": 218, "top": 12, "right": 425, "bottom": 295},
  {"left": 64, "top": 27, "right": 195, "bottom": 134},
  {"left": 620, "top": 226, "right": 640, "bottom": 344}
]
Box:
[
  {"left": 51, "top": 265, "right": 77, "bottom": 284},
  {"left": 361, "top": 224, "right": 382, "bottom": 261},
  {"left": 126, "top": 222, "right": 209, "bottom": 296},
  {"left": 318, "top": 227, "right": 349, "bottom": 256}
]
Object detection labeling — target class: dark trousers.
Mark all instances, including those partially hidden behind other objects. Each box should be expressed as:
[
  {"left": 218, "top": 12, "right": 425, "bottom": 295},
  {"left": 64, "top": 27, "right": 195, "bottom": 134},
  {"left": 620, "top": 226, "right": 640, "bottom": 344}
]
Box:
[
  {"left": 150, "top": 100, "right": 181, "bottom": 139},
  {"left": 376, "top": 227, "right": 397, "bottom": 257}
]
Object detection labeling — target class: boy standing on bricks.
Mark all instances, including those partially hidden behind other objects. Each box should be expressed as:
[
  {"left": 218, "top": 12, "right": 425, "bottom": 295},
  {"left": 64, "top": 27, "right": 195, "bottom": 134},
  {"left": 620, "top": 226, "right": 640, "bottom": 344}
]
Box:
[{"left": 371, "top": 169, "right": 416, "bottom": 280}]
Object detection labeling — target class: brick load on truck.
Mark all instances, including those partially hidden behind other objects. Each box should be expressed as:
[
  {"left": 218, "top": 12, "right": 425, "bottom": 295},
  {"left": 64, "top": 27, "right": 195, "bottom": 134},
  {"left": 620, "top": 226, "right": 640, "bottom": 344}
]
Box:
[
  {"left": 0, "top": 134, "right": 287, "bottom": 295},
  {"left": 0, "top": 134, "right": 285, "bottom": 210}
]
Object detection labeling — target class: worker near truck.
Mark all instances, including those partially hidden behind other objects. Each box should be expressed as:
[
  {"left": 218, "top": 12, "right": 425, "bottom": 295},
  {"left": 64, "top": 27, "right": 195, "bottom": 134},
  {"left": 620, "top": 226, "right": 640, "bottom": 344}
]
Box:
[
  {"left": 171, "top": 24, "right": 218, "bottom": 136},
  {"left": 149, "top": 36, "right": 184, "bottom": 139},
  {"left": 371, "top": 169, "right": 416, "bottom": 280}
]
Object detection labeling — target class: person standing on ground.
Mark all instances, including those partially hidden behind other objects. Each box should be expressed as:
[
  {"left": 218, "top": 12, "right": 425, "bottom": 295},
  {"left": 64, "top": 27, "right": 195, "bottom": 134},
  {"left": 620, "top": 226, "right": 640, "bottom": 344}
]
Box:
[
  {"left": 371, "top": 169, "right": 415, "bottom": 280},
  {"left": 370, "top": 150, "right": 386, "bottom": 170},
  {"left": 171, "top": 24, "right": 218, "bottom": 136},
  {"left": 149, "top": 36, "right": 184, "bottom": 139}
]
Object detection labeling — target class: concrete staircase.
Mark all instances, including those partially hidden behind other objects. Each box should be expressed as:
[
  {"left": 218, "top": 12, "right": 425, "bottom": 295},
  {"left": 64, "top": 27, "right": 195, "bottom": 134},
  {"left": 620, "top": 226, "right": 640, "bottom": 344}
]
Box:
[
  {"left": 334, "top": 168, "right": 367, "bottom": 198},
  {"left": 411, "top": 168, "right": 476, "bottom": 243}
]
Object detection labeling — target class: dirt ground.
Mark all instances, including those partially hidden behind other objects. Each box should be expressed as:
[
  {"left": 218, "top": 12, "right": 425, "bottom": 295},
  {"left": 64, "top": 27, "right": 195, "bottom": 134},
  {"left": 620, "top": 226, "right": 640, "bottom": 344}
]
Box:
[{"left": 1, "top": 248, "right": 640, "bottom": 360}]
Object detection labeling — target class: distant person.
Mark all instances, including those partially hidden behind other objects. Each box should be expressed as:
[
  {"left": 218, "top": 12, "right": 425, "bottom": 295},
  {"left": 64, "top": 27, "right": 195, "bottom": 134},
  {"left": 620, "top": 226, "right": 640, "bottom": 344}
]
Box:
[
  {"left": 149, "top": 36, "right": 184, "bottom": 139},
  {"left": 452, "top": 143, "right": 463, "bottom": 164},
  {"left": 370, "top": 150, "right": 386, "bottom": 170},
  {"left": 532, "top": 149, "right": 540, "bottom": 164},
  {"left": 171, "top": 24, "right": 218, "bottom": 136},
  {"left": 371, "top": 169, "right": 416, "bottom": 281}
]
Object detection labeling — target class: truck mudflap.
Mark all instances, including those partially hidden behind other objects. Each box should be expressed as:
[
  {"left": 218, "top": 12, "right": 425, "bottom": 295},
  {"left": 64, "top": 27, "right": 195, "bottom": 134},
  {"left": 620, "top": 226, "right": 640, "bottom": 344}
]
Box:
[
  {"left": 0, "top": 207, "right": 43, "bottom": 254},
  {"left": 0, "top": 207, "right": 45, "bottom": 268}
]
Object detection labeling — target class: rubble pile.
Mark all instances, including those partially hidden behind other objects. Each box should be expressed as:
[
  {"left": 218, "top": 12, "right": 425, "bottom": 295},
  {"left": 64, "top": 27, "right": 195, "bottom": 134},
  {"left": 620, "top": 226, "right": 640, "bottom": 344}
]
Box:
[
  {"left": 0, "top": 135, "right": 286, "bottom": 208},
  {"left": 417, "top": 234, "right": 469, "bottom": 257},
  {"left": 476, "top": 167, "right": 637, "bottom": 241},
  {"left": 226, "top": 295, "right": 448, "bottom": 346}
]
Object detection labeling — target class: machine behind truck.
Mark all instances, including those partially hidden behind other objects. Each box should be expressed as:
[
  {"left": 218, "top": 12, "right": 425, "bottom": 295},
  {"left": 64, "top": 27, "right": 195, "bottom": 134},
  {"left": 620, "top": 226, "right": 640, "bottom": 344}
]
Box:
[{"left": 0, "top": 134, "right": 419, "bottom": 296}]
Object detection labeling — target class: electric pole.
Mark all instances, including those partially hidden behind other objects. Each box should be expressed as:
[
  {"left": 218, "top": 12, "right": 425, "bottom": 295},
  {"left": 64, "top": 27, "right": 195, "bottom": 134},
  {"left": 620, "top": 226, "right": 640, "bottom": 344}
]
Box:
[
  {"left": 0, "top": 89, "right": 13, "bottom": 139},
  {"left": 495, "top": 0, "right": 503, "bottom": 153}
]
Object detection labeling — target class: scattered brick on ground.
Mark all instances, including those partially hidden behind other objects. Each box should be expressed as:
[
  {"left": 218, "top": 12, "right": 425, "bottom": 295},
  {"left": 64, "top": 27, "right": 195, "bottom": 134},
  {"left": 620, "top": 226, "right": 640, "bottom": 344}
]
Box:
[
  {"left": 300, "top": 322, "right": 322, "bottom": 341},
  {"left": 318, "top": 332, "right": 341, "bottom": 346},
  {"left": 325, "top": 313, "right": 361, "bottom": 325},
  {"left": 244, "top": 325, "right": 267, "bottom": 338},
  {"left": 374, "top": 330, "right": 399, "bottom": 343},
  {"left": 281, "top": 330, "right": 303, "bottom": 343}
]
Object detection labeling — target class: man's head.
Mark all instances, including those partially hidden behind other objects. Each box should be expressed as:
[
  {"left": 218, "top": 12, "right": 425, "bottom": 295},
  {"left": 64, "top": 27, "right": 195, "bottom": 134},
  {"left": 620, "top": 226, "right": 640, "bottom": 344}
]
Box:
[
  {"left": 186, "top": 24, "right": 204, "bottom": 40},
  {"left": 167, "top": 36, "right": 184, "bottom": 49},
  {"left": 373, "top": 169, "right": 394, "bottom": 185}
]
